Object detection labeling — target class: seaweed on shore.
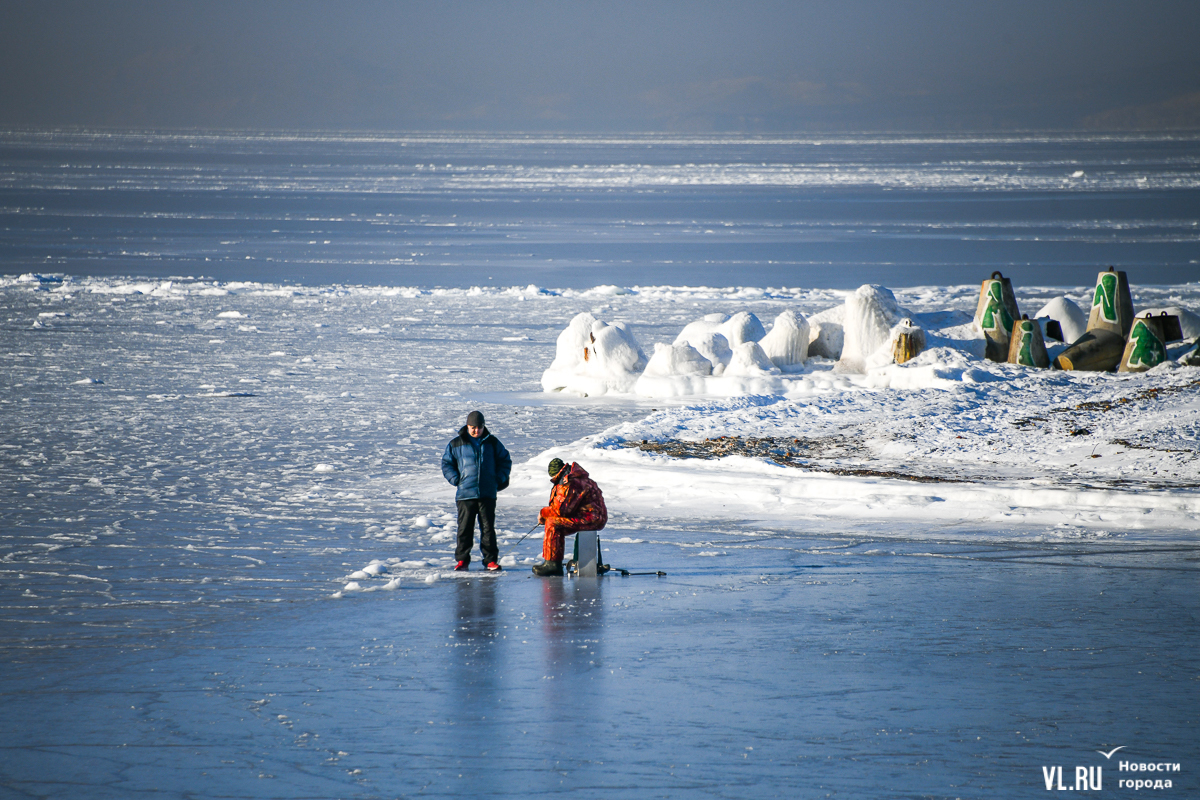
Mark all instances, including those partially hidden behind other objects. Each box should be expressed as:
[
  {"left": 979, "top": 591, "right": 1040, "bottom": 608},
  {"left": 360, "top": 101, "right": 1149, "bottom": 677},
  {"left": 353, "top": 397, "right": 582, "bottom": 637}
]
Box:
[{"left": 622, "top": 435, "right": 968, "bottom": 484}]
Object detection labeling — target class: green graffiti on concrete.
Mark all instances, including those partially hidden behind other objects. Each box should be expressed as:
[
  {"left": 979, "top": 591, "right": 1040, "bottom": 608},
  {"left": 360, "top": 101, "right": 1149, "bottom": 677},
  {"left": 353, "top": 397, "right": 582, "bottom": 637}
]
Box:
[
  {"left": 1093, "top": 272, "right": 1117, "bottom": 323},
  {"left": 980, "top": 282, "right": 1014, "bottom": 334},
  {"left": 988, "top": 281, "right": 1004, "bottom": 307},
  {"left": 1015, "top": 321, "right": 1035, "bottom": 365},
  {"left": 1126, "top": 320, "right": 1167, "bottom": 369}
]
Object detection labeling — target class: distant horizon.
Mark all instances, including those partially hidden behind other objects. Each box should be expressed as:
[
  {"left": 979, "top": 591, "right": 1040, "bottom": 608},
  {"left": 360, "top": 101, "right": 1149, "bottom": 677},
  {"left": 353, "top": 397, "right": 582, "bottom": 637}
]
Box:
[
  {"left": 4, "top": 2, "right": 1198, "bottom": 133},
  {"left": 5, "top": 125, "right": 1200, "bottom": 138}
]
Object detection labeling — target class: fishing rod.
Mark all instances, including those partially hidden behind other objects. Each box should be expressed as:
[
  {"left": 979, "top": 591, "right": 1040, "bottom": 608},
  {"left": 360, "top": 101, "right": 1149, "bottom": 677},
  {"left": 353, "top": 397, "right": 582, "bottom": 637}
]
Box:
[
  {"left": 609, "top": 568, "right": 667, "bottom": 577},
  {"left": 512, "top": 521, "right": 541, "bottom": 546}
]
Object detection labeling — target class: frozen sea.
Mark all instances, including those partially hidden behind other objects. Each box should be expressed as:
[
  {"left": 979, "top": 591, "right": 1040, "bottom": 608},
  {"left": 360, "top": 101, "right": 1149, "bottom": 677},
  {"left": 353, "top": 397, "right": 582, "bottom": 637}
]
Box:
[{"left": 2, "top": 132, "right": 1199, "bottom": 798}]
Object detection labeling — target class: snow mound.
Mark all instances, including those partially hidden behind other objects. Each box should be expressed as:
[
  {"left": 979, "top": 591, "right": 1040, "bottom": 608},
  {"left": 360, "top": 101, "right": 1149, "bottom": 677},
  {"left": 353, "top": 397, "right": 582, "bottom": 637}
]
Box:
[
  {"left": 676, "top": 330, "right": 733, "bottom": 375},
  {"left": 541, "top": 312, "right": 648, "bottom": 396},
  {"left": 725, "top": 341, "right": 781, "bottom": 376},
  {"left": 634, "top": 342, "right": 714, "bottom": 397},
  {"left": 1035, "top": 296, "right": 1087, "bottom": 343},
  {"left": 720, "top": 311, "right": 767, "bottom": 347},
  {"left": 642, "top": 342, "right": 713, "bottom": 378},
  {"left": 674, "top": 313, "right": 728, "bottom": 346}
]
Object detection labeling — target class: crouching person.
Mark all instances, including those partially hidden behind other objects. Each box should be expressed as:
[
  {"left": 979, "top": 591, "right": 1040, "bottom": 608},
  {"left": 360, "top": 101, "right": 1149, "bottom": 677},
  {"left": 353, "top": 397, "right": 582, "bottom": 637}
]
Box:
[{"left": 533, "top": 458, "right": 607, "bottom": 577}]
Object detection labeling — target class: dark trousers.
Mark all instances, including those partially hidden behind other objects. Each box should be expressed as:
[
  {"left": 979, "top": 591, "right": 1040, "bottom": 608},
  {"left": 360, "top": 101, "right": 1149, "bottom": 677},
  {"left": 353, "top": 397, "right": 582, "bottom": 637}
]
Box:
[{"left": 455, "top": 498, "right": 498, "bottom": 565}]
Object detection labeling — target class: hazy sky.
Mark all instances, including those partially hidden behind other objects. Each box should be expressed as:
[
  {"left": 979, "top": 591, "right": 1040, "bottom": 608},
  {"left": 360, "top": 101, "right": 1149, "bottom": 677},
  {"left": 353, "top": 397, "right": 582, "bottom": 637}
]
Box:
[{"left": 2, "top": 0, "right": 1199, "bottom": 132}]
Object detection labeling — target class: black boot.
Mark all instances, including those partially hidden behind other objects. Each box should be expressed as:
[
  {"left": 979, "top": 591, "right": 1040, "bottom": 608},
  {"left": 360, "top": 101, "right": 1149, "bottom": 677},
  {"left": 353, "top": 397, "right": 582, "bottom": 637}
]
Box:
[{"left": 532, "top": 560, "right": 563, "bottom": 577}]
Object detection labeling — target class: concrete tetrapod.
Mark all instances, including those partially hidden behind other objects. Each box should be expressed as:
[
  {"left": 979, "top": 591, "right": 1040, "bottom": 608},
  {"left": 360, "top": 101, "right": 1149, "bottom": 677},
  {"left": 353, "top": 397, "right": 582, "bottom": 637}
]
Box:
[
  {"left": 1007, "top": 315, "right": 1050, "bottom": 368},
  {"left": 974, "top": 271, "right": 1021, "bottom": 362},
  {"left": 1085, "top": 266, "right": 1135, "bottom": 338},
  {"left": 1118, "top": 315, "right": 1170, "bottom": 373},
  {"left": 1054, "top": 329, "right": 1126, "bottom": 371},
  {"left": 1056, "top": 267, "right": 1138, "bottom": 372}
]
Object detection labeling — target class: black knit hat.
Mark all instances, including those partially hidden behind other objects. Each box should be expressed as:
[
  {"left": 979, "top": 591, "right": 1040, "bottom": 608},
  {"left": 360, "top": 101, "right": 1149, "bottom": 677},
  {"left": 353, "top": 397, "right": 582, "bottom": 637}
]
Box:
[
  {"left": 548, "top": 458, "right": 565, "bottom": 477},
  {"left": 466, "top": 410, "right": 485, "bottom": 427}
]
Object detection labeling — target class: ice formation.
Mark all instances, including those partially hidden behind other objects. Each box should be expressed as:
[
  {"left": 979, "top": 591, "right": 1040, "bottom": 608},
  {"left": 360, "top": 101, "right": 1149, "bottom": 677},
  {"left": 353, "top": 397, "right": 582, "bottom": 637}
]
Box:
[
  {"left": 634, "top": 342, "right": 713, "bottom": 396},
  {"left": 837, "top": 285, "right": 906, "bottom": 371},
  {"left": 675, "top": 329, "right": 733, "bottom": 375},
  {"left": 674, "top": 313, "right": 729, "bottom": 347},
  {"left": 540, "top": 312, "right": 648, "bottom": 396},
  {"left": 537, "top": 280, "right": 1200, "bottom": 398},
  {"left": 758, "top": 309, "right": 810, "bottom": 370},
  {"left": 806, "top": 304, "right": 845, "bottom": 359}
]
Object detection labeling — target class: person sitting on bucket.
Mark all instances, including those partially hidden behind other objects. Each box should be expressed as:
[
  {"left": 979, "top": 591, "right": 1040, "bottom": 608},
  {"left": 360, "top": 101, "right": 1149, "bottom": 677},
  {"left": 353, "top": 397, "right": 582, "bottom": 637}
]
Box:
[{"left": 533, "top": 458, "right": 607, "bottom": 576}]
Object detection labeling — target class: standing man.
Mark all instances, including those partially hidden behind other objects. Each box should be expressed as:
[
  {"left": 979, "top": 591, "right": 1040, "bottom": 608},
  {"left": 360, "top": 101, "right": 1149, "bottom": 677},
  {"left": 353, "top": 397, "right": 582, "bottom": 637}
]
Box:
[
  {"left": 441, "top": 411, "right": 512, "bottom": 572},
  {"left": 533, "top": 458, "right": 607, "bottom": 576}
]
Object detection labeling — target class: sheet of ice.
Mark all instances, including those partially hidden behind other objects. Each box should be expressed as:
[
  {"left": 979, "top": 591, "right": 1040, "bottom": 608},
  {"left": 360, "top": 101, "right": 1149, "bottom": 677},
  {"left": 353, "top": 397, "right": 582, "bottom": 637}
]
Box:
[
  {"left": 5, "top": 131, "right": 1200, "bottom": 293},
  {"left": 2, "top": 274, "right": 1199, "bottom": 798}
]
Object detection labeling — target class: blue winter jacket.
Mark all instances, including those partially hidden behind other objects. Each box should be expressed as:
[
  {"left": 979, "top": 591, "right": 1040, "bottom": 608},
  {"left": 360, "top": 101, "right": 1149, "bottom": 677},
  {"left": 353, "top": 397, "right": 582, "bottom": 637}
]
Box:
[{"left": 441, "top": 426, "right": 512, "bottom": 501}]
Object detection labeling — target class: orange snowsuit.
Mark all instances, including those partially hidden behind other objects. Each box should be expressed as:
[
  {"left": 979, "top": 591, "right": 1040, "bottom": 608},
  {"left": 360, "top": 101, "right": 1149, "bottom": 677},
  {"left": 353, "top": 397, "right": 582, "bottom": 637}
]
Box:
[{"left": 539, "top": 462, "right": 607, "bottom": 562}]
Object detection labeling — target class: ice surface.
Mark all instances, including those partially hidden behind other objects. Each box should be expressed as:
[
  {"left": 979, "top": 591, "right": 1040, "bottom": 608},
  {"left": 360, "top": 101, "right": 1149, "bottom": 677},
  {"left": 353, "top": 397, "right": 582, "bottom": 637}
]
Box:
[
  {"left": 5, "top": 130, "right": 1200, "bottom": 290},
  {"left": 3, "top": 127, "right": 1200, "bottom": 796},
  {"left": 1, "top": 273, "right": 1198, "bottom": 795}
]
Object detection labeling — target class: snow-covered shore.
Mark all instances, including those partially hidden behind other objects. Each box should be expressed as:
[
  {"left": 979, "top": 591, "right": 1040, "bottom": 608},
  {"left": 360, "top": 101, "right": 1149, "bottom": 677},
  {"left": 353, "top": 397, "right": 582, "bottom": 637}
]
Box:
[{"left": 7, "top": 272, "right": 1199, "bottom": 556}]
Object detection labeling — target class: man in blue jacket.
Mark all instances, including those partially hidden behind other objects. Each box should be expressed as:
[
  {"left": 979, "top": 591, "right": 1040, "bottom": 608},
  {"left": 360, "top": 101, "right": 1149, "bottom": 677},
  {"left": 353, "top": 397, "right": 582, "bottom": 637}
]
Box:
[{"left": 441, "top": 410, "right": 512, "bottom": 572}]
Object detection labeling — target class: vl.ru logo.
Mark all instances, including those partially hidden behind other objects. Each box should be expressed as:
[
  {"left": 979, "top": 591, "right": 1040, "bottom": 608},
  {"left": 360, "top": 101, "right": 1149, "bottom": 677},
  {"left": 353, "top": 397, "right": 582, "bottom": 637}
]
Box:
[
  {"left": 1042, "top": 747, "right": 1182, "bottom": 791},
  {"left": 1042, "top": 765, "right": 1103, "bottom": 791}
]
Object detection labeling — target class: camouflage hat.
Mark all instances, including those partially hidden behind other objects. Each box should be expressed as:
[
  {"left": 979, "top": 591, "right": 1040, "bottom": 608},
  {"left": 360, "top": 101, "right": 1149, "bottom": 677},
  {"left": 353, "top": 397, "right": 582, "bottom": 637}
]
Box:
[{"left": 548, "top": 458, "right": 565, "bottom": 477}]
